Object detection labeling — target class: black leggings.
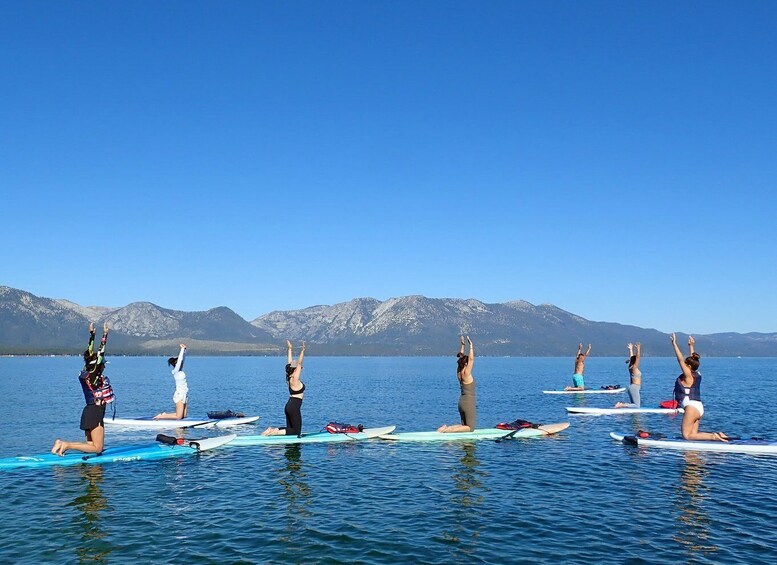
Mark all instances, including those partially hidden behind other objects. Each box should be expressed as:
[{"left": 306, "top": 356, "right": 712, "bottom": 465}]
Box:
[{"left": 283, "top": 397, "right": 303, "bottom": 436}]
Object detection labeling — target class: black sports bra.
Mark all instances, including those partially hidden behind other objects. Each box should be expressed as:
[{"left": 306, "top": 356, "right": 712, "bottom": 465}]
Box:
[{"left": 288, "top": 379, "right": 305, "bottom": 396}]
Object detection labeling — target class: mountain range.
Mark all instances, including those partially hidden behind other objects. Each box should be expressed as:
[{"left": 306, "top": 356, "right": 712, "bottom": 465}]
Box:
[{"left": 1, "top": 285, "right": 776, "bottom": 356}]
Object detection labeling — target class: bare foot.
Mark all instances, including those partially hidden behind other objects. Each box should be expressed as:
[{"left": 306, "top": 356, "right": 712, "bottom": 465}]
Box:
[
  {"left": 714, "top": 432, "right": 730, "bottom": 442},
  {"left": 437, "top": 425, "right": 448, "bottom": 432},
  {"left": 261, "top": 427, "right": 277, "bottom": 436},
  {"left": 51, "top": 439, "right": 62, "bottom": 455},
  {"left": 153, "top": 413, "right": 163, "bottom": 420},
  {"left": 55, "top": 441, "right": 68, "bottom": 456},
  {"left": 614, "top": 402, "right": 625, "bottom": 408}
]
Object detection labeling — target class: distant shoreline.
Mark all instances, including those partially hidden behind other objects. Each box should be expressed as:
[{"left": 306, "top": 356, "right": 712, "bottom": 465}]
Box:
[{"left": 0, "top": 353, "right": 764, "bottom": 358}]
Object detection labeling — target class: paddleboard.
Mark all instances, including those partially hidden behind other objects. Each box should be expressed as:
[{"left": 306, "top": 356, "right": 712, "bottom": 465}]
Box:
[
  {"left": 543, "top": 388, "right": 625, "bottom": 395},
  {"left": 0, "top": 434, "right": 236, "bottom": 470},
  {"left": 379, "top": 422, "right": 570, "bottom": 442},
  {"left": 105, "top": 416, "right": 259, "bottom": 429},
  {"left": 610, "top": 432, "right": 777, "bottom": 454},
  {"left": 567, "top": 407, "right": 683, "bottom": 415},
  {"left": 230, "top": 425, "right": 396, "bottom": 446}
]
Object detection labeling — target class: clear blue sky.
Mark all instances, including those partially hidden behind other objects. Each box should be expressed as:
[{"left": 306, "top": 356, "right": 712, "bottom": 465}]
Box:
[{"left": 2, "top": 1, "right": 776, "bottom": 334}]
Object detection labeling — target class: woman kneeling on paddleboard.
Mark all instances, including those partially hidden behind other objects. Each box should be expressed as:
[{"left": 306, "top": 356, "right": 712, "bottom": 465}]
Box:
[
  {"left": 262, "top": 341, "right": 306, "bottom": 437},
  {"left": 671, "top": 333, "right": 728, "bottom": 442},
  {"left": 52, "top": 323, "right": 115, "bottom": 456},
  {"left": 615, "top": 342, "right": 642, "bottom": 408},
  {"left": 154, "top": 344, "right": 189, "bottom": 420},
  {"left": 438, "top": 336, "right": 476, "bottom": 433}
]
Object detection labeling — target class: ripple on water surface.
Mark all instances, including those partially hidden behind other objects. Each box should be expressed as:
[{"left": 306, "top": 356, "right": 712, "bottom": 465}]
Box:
[{"left": 2, "top": 356, "right": 777, "bottom": 562}]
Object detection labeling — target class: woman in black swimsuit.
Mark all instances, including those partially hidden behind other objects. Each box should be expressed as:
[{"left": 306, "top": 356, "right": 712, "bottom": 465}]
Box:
[
  {"left": 438, "top": 336, "right": 475, "bottom": 433},
  {"left": 262, "top": 341, "right": 306, "bottom": 437}
]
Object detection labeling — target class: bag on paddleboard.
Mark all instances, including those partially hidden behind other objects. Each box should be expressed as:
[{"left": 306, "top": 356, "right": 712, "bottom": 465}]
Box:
[
  {"left": 207, "top": 410, "right": 246, "bottom": 419},
  {"left": 156, "top": 434, "right": 184, "bottom": 445},
  {"left": 600, "top": 384, "right": 621, "bottom": 390},
  {"left": 659, "top": 400, "right": 679, "bottom": 409},
  {"left": 495, "top": 419, "right": 539, "bottom": 430},
  {"left": 325, "top": 422, "right": 364, "bottom": 434},
  {"left": 156, "top": 434, "right": 202, "bottom": 450}
]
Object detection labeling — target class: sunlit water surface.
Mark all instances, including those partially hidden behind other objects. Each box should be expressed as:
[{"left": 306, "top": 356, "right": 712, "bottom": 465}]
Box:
[{"left": 1, "top": 356, "right": 776, "bottom": 563}]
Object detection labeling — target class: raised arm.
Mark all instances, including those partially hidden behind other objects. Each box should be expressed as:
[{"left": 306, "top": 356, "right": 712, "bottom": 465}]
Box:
[
  {"left": 96, "top": 323, "right": 108, "bottom": 365},
  {"left": 174, "top": 344, "right": 186, "bottom": 372},
  {"left": 286, "top": 340, "right": 293, "bottom": 366},
  {"left": 688, "top": 335, "right": 695, "bottom": 356},
  {"left": 290, "top": 342, "right": 306, "bottom": 383},
  {"left": 585, "top": 344, "right": 592, "bottom": 357},
  {"left": 459, "top": 335, "right": 466, "bottom": 356},
  {"left": 466, "top": 336, "right": 474, "bottom": 372},
  {"left": 86, "top": 323, "right": 96, "bottom": 355},
  {"left": 633, "top": 342, "right": 641, "bottom": 370},
  {"left": 671, "top": 333, "right": 692, "bottom": 380}
]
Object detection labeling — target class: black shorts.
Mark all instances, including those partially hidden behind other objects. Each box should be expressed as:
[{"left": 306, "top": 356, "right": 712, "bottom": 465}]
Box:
[{"left": 80, "top": 404, "right": 106, "bottom": 431}]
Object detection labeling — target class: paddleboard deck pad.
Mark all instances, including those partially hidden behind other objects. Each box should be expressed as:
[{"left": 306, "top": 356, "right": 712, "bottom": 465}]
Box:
[
  {"left": 230, "top": 425, "right": 396, "bottom": 446},
  {"left": 0, "top": 434, "right": 236, "bottom": 470}
]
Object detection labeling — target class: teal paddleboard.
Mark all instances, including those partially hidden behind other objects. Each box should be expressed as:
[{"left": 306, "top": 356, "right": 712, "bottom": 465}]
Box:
[
  {"left": 379, "top": 423, "right": 570, "bottom": 442},
  {"left": 230, "top": 426, "right": 395, "bottom": 446}
]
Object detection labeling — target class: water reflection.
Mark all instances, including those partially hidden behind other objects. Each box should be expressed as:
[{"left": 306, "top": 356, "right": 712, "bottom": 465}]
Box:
[
  {"left": 277, "top": 445, "right": 312, "bottom": 541},
  {"left": 443, "top": 443, "right": 488, "bottom": 558},
  {"left": 673, "top": 452, "right": 718, "bottom": 558},
  {"left": 65, "top": 465, "right": 114, "bottom": 563}
]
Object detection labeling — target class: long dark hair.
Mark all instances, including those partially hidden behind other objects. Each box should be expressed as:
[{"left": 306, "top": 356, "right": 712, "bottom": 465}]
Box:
[
  {"left": 168, "top": 356, "right": 184, "bottom": 370},
  {"left": 83, "top": 350, "right": 97, "bottom": 366},
  {"left": 685, "top": 352, "right": 701, "bottom": 371},
  {"left": 456, "top": 353, "right": 469, "bottom": 372},
  {"left": 285, "top": 363, "right": 294, "bottom": 379}
]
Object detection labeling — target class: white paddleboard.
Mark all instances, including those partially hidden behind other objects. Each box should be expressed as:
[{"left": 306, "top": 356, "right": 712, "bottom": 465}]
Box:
[
  {"left": 379, "top": 422, "right": 570, "bottom": 442},
  {"left": 231, "top": 425, "right": 396, "bottom": 446},
  {"left": 567, "top": 407, "right": 683, "bottom": 415},
  {"left": 610, "top": 432, "right": 777, "bottom": 454},
  {"left": 543, "top": 387, "right": 625, "bottom": 395},
  {"left": 106, "top": 416, "right": 259, "bottom": 429}
]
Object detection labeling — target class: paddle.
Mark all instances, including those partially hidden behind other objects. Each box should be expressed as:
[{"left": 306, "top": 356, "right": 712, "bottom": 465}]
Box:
[
  {"left": 495, "top": 429, "right": 520, "bottom": 443},
  {"left": 495, "top": 424, "right": 544, "bottom": 443},
  {"left": 188, "top": 420, "right": 218, "bottom": 429}
]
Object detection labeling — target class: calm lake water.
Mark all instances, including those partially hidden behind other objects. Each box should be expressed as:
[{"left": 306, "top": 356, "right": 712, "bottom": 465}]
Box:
[{"left": 1, "top": 355, "right": 776, "bottom": 563}]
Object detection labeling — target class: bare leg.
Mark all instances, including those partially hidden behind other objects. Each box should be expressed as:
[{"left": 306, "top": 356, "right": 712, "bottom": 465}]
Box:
[
  {"left": 680, "top": 407, "right": 728, "bottom": 441},
  {"left": 155, "top": 401, "right": 188, "bottom": 420},
  {"left": 261, "top": 427, "right": 286, "bottom": 436},
  {"left": 55, "top": 427, "right": 105, "bottom": 456},
  {"left": 438, "top": 424, "right": 472, "bottom": 433}
]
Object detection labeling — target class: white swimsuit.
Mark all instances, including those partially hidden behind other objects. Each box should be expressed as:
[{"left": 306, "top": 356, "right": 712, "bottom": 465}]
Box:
[{"left": 171, "top": 347, "right": 188, "bottom": 403}]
